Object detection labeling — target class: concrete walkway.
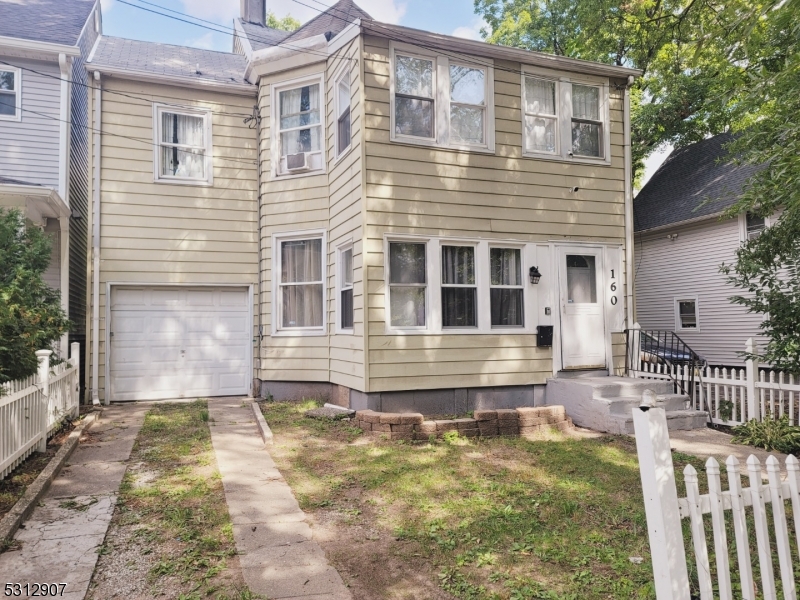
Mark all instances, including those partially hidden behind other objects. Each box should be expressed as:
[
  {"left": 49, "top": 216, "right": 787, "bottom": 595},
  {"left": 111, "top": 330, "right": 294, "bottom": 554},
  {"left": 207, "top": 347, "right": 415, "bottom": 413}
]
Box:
[
  {"left": 208, "top": 397, "right": 352, "bottom": 600},
  {"left": 670, "top": 427, "right": 791, "bottom": 472},
  {"left": 0, "top": 404, "right": 146, "bottom": 599}
]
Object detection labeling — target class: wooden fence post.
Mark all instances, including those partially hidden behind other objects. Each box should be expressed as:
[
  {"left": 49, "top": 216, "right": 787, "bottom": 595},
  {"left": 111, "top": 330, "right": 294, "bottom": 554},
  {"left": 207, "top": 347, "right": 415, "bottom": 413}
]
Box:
[
  {"left": 745, "top": 338, "right": 758, "bottom": 421},
  {"left": 633, "top": 403, "right": 691, "bottom": 600},
  {"left": 35, "top": 349, "right": 52, "bottom": 452},
  {"left": 70, "top": 341, "right": 80, "bottom": 416}
]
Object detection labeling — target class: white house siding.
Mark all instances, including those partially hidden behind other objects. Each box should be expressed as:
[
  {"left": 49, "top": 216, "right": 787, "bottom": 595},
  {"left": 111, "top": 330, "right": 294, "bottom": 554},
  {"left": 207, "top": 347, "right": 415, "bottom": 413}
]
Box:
[
  {"left": 635, "top": 216, "right": 765, "bottom": 365},
  {"left": 88, "top": 77, "right": 259, "bottom": 402},
  {"left": 0, "top": 57, "right": 61, "bottom": 188}
]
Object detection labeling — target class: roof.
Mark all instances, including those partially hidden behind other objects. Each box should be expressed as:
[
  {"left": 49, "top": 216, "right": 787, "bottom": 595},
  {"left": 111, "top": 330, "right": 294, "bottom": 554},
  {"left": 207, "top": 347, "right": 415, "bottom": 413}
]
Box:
[
  {"left": 282, "top": 0, "right": 371, "bottom": 43},
  {"left": 237, "top": 20, "right": 290, "bottom": 52},
  {"left": 87, "top": 36, "right": 251, "bottom": 87},
  {"left": 0, "top": 175, "right": 42, "bottom": 186},
  {"left": 0, "top": 0, "right": 95, "bottom": 47},
  {"left": 634, "top": 133, "right": 764, "bottom": 232}
]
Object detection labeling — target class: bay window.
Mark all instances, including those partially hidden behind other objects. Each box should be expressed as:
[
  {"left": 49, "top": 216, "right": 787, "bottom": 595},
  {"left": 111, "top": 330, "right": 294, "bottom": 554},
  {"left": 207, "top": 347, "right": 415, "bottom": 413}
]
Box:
[
  {"left": 391, "top": 43, "right": 494, "bottom": 151},
  {"left": 490, "top": 248, "right": 524, "bottom": 327},
  {"left": 155, "top": 107, "right": 211, "bottom": 183},
  {"left": 277, "top": 236, "right": 324, "bottom": 332},
  {"left": 0, "top": 68, "right": 20, "bottom": 120},
  {"left": 441, "top": 245, "right": 477, "bottom": 327},
  {"left": 388, "top": 242, "right": 427, "bottom": 328},
  {"left": 275, "top": 77, "right": 324, "bottom": 175},
  {"left": 522, "top": 70, "right": 609, "bottom": 162}
]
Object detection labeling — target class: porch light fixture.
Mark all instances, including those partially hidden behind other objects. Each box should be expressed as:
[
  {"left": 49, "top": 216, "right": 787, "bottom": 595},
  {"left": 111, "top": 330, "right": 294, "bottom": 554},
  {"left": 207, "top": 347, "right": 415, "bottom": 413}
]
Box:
[{"left": 529, "top": 266, "right": 542, "bottom": 284}]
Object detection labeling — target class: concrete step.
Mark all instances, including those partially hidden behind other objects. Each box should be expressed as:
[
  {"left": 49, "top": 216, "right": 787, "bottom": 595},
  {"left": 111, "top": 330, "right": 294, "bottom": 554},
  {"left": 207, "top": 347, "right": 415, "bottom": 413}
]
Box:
[
  {"left": 556, "top": 369, "right": 609, "bottom": 379},
  {"left": 607, "top": 394, "right": 689, "bottom": 416},
  {"left": 609, "top": 409, "right": 709, "bottom": 435}
]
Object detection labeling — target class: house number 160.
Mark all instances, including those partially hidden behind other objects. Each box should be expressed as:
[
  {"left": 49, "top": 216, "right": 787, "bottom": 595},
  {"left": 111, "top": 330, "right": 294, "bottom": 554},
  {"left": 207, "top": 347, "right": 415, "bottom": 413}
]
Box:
[{"left": 609, "top": 269, "right": 618, "bottom": 305}]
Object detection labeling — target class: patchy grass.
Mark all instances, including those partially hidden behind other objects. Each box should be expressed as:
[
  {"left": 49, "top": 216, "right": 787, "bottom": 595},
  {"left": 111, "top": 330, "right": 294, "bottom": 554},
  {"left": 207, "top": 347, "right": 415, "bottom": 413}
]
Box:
[
  {"left": 260, "top": 400, "right": 710, "bottom": 600},
  {"left": 86, "top": 401, "right": 259, "bottom": 600}
]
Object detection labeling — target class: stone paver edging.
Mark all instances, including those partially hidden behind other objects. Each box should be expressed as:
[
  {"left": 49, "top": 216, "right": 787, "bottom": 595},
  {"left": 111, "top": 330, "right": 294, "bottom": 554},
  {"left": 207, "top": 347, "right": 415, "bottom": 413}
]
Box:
[
  {"left": 251, "top": 400, "right": 273, "bottom": 446},
  {"left": 0, "top": 411, "right": 100, "bottom": 543}
]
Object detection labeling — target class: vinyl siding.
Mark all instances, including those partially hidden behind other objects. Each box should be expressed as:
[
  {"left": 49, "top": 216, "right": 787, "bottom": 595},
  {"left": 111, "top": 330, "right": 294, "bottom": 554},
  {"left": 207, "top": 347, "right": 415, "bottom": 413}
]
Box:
[
  {"left": 257, "top": 38, "right": 366, "bottom": 390},
  {"left": 635, "top": 216, "right": 764, "bottom": 365},
  {"left": 0, "top": 57, "right": 61, "bottom": 187},
  {"left": 87, "top": 77, "right": 258, "bottom": 401},
  {"left": 362, "top": 35, "right": 628, "bottom": 392}
]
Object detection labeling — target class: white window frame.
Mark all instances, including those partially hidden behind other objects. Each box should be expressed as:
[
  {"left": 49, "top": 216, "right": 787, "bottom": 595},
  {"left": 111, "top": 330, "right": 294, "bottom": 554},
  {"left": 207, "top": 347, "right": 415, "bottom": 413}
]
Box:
[
  {"left": 272, "top": 229, "right": 327, "bottom": 337},
  {"left": 440, "top": 241, "right": 480, "bottom": 329},
  {"left": 336, "top": 242, "right": 354, "bottom": 334},
  {"left": 739, "top": 211, "right": 771, "bottom": 242},
  {"left": 0, "top": 66, "right": 21, "bottom": 122},
  {"left": 383, "top": 235, "right": 537, "bottom": 335},
  {"left": 488, "top": 244, "right": 526, "bottom": 329},
  {"left": 674, "top": 296, "right": 699, "bottom": 332},
  {"left": 521, "top": 66, "right": 611, "bottom": 165},
  {"left": 271, "top": 73, "right": 326, "bottom": 179},
  {"left": 334, "top": 66, "right": 353, "bottom": 161},
  {"left": 152, "top": 104, "right": 213, "bottom": 185},
  {"left": 521, "top": 75, "right": 559, "bottom": 156},
  {"left": 389, "top": 41, "right": 495, "bottom": 153}
]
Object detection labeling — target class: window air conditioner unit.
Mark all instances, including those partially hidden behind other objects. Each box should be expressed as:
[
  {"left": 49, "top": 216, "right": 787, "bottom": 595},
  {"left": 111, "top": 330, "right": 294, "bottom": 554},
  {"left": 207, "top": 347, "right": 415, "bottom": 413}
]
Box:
[{"left": 286, "top": 152, "right": 309, "bottom": 172}]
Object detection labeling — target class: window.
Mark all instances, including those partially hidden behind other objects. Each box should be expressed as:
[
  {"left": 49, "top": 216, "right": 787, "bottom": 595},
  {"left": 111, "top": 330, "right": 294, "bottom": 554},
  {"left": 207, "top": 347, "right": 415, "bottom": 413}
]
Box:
[
  {"left": 441, "top": 245, "right": 477, "bottom": 328},
  {"left": 0, "top": 68, "right": 19, "bottom": 120},
  {"left": 391, "top": 43, "right": 494, "bottom": 151},
  {"left": 388, "top": 242, "right": 427, "bottom": 328},
  {"left": 155, "top": 107, "right": 210, "bottom": 183},
  {"left": 335, "top": 71, "right": 351, "bottom": 156},
  {"left": 523, "top": 77, "right": 557, "bottom": 154},
  {"left": 275, "top": 78, "right": 323, "bottom": 175},
  {"left": 522, "top": 71, "right": 609, "bottom": 161},
  {"left": 676, "top": 298, "right": 698, "bottom": 330},
  {"left": 339, "top": 245, "right": 354, "bottom": 331},
  {"left": 490, "top": 248, "right": 524, "bottom": 327},
  {"left": 745, "top": 212, "right": 766, "bottom": 240},
  {"left": 278, "top": 236, "right": 324, "bottom": 331},
  {"left": 566, "top": 255, "right": 598, "bottom": 304}
]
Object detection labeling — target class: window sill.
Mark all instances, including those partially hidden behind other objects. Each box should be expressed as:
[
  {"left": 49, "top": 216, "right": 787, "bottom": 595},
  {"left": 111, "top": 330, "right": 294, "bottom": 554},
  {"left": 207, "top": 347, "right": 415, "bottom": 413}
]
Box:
[
  {"left": 0, "top": 113, "right": 21, "bottom": 122},
  {"left": 272, "top": 168, "right": 327, "bottom": 181},
  {"left": 332, "top": 144, "right": 355, "bottom": 167},
  {"left": 389, "top": 136, "right": 496, "bottom": 155},
  {"left": 154, "top": 177, "right": 213, "bottom": 187},
  {"left": 384, "top": 327, "right": 537, "bottom": 336},
  {"left": 272, "top": 329, "right": 328, "bottom": 337},
  {"left": 335, "top": 328, "right": 355, "bottom": 336},
  {"left": 521, "top": 152, "right": 611, "bottom": 166}
]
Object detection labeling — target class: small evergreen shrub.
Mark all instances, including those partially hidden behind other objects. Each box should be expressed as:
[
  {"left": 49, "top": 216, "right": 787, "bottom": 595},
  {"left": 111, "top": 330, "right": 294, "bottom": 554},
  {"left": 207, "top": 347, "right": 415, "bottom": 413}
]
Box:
[{"left": 731, "top": 414, "right": 800, "bottom": 454}]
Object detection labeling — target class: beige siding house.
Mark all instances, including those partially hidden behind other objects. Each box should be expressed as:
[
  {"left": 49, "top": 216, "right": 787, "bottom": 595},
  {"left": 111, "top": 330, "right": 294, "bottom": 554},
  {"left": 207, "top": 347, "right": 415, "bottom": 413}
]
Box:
[{"left": 83, "top": 0, "right": 640, "bottom": 412}]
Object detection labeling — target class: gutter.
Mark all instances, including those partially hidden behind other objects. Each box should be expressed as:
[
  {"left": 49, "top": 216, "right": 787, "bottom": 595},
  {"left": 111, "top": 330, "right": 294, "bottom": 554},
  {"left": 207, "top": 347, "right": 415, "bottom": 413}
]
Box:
[
  {"left": 91, "top": 71, "right": 101, "bottom": 406},
  {"left": 86, "top": 65, "right": 256, "bottom": 96},
  {"left": 246, "top": 33, "right": 330, "bottom": 80},
  {"left": 0, "top": 35, "right": 81, "bottom": 58},
  {"left": 623, "top": 76, "right": 635, "bottom": 328}
]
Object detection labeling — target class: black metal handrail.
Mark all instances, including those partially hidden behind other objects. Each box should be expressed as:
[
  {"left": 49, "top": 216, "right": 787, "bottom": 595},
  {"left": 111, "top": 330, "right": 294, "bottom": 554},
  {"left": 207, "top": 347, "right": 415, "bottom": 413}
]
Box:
[{"left": 625, "top": 327, "right": 707, "bottom": 407}]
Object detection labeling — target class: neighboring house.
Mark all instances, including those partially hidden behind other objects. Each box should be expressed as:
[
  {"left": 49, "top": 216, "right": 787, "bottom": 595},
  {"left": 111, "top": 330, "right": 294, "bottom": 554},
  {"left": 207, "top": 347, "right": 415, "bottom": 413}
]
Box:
[
  {"left": 0, "top": 0, "right": 100, "bottom": 373},
  {"left": 634, "top": 133, "right": 766, "bottom": 366},
  {"left": 84, "top": 0, "right": 641, "bottom": 411}
]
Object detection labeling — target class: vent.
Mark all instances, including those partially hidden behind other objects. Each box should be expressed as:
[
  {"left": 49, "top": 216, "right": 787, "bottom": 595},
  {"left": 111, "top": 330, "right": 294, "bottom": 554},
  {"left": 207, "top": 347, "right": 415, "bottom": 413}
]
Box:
[{"left": 286, "top": 152, "right": 309, "bottom": 171}]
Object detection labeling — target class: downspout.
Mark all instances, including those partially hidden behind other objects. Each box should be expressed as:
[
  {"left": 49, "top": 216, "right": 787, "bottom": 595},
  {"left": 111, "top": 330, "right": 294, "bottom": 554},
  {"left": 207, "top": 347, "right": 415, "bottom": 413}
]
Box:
[
  {"left": 255, "top": 94, "right": 263, "bottom": 398},
  {"left": 623, "top": 75, "right": 635, "bottom": 329},
  {"left": 91, "top": 71, "right": 101, "bottom": 406}
]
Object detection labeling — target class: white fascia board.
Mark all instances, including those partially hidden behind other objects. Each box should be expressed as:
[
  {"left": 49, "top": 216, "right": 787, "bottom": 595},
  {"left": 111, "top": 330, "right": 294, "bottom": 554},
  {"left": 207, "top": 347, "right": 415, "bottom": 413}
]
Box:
[
  {"left": 233, "top": 19, "right": 253, "bottom": 61},
  {"left": 0, "top": 184, "right": 70, "bottom": 218},
  {"left": 247, "top": 33, "right": 330, "bottom": 80},
  {"left": 85, "top": 65, "right": 257, "bottom": 96},
  {"left": 0, "top": 35, "right": 81, "bottom": 59}
]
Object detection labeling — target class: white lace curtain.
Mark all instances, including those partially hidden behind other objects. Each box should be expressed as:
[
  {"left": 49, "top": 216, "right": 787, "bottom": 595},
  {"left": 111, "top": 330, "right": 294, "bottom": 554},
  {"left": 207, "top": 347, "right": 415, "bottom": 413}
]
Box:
[
  {"left": 281, "top": 239, "right": 323, "bottom": 328},
  {"left": 161, "top": 112, "right": 205, "bottom": 178},
  {"left": 279, "top": 85, "right": 321, "bottom": 156}
]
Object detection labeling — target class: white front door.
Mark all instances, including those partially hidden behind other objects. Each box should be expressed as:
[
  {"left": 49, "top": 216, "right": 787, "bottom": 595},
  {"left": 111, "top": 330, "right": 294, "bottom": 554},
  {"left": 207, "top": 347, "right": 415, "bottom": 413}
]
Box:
[
  {"left": 109, "top": 286, "right": 251, "bottom": 401},
  {"left": 558, "top": 248, "right": 606, "bottom": 369}
]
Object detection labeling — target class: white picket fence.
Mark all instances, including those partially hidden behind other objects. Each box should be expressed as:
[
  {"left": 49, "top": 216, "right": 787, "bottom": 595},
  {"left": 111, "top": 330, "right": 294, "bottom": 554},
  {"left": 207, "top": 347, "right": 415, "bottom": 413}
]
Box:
[
  {"left": 634, "top": 404, "right": 799, "bottom": 600},
  {"left": 0, "top": 343, "right": 80, "bottom": 480},
  {"left": 631, "top": 336, "right": 800, "bottom": 426}
]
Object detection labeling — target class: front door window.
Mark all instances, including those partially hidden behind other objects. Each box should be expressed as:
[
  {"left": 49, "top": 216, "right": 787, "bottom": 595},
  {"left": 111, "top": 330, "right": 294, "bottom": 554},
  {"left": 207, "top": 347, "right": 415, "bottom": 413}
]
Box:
[{"left": 566, "top": 255, "right": 597, "bottom": 304}]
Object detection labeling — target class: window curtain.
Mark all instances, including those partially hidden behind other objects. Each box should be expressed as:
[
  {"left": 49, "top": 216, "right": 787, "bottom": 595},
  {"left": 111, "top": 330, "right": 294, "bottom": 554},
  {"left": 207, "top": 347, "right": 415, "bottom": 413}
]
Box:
[
  {"left": 389, "top": 243, "right": 426, "bottom": 327},
  {"left": 490, "top": 248, "right": 523, "bottom": 327},
  {"left": 161, "top": 112, "right": 205, "bottom": 178},
  {"left": 281, "top": 239, "right": 323, "bottom": 327},
  {"left": 442, "top": 246, "right": 476, "bottom": 327},
  {"left": 280, "top": 84, "right": 321, "bottom": 156}
]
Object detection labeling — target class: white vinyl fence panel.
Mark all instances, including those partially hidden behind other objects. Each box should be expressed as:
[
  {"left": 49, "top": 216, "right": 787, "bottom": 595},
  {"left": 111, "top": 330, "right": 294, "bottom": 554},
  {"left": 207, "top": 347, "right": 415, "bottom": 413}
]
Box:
[{"left": 0, "top": 343, "right": 80, "bottom": 480}]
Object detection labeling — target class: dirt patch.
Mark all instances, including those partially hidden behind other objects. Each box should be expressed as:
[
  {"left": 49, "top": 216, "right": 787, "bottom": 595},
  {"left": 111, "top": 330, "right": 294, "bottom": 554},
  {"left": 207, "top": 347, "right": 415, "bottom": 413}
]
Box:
[{"left": 0, "top": 421, "right": 76, "bottom": 522}]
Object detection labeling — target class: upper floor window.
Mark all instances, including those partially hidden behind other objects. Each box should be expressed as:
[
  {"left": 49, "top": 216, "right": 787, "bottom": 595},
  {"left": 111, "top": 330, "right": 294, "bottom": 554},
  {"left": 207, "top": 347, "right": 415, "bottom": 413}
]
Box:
[
  {"left": 335, "top": 70, "right": 352, "bottom": 156},
  {"left": 0, "top": 68, "right": 20, "bottom": 121},
  {"left": 745, "top": 212, "right": 766, "bottom": 240},
  {"left": 391, "top": 43, "right": 494, "bottom": 152},
  {"left": 523, "top": 70, "right": 609, "bottom": 162},
  {"left": 155, "top": 106, "right": 211, "bottom": 184},
  {"left": 274, "top": 76, "right": 324, "bottom": 176}
]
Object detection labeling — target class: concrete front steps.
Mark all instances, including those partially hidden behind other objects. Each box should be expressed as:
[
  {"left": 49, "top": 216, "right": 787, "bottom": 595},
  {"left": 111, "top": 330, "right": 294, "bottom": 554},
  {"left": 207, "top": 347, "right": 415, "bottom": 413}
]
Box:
[{"left": 545, "top": 376, "right": 709, "bottom": 435}]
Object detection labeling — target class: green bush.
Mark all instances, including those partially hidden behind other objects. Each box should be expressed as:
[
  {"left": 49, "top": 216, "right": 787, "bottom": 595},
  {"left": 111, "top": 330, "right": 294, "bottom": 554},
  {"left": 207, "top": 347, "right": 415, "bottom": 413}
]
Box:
[
  {"left": 0, "top": 208, "right": 70, "bottom": 383},
  {"left": 731, "top": 414, "right": 800, "bottom": 454}
]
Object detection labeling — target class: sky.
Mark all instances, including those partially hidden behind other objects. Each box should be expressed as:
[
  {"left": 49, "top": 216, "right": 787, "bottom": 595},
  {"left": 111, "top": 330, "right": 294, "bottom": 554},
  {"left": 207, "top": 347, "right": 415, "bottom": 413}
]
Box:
[{"left": 100, "top": 0, "right": 669, "bottom": 184}]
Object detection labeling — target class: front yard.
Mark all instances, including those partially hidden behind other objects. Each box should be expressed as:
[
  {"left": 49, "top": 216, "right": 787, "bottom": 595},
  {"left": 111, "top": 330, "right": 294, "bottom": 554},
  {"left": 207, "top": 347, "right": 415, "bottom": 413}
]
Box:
[{"left": 260, "top": 400, "right": 705, "bottom": 600}]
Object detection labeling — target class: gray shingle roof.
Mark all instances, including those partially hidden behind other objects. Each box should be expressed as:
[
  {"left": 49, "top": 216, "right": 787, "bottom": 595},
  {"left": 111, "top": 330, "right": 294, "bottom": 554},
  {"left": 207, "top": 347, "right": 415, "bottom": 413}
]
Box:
[
  {"left": 282, "top": 0, "right": 371, "bottom": 43},
  {"left": 634, "top": 133, "right": 764, "bottom": 232},
  {"left": 0, "top": 175, "right": 41, "bottom": 186},
  {"left": 0, "top": 0, "right": 95, "bottom": 47},
  {"left": 237, "top": 20, "right": 290, "bottom": 52},
  {"left": 87, "top": 36, "right": 251, "bottom": 87}
]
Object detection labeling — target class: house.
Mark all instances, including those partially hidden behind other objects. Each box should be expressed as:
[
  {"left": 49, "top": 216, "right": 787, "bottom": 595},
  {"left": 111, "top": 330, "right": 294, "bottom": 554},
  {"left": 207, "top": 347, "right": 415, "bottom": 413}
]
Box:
[
  {"left": 84, "top": 0, "right": 641, "bottom": 412},
  {"left": 0, "top": 0, "right": 100, "bottom": 370},
  {"left": 634, "top": 132, "right": 766, "bottom": 366}
]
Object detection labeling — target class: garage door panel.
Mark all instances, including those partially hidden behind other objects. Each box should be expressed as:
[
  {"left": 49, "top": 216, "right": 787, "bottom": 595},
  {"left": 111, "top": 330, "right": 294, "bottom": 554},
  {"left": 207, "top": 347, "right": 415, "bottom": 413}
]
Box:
[{"left": 109, "top": 286, "right": 251, "bottom": 401}]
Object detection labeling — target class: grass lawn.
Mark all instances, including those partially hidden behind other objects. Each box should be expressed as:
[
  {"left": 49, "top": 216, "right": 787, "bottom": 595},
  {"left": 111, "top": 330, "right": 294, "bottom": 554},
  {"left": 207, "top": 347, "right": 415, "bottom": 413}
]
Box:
[
  {"left": 260, "top": 400, "right": 710, "bottom": 600},
  {"left": 86, "top": 400, "right": 258, "bottom": 600}
]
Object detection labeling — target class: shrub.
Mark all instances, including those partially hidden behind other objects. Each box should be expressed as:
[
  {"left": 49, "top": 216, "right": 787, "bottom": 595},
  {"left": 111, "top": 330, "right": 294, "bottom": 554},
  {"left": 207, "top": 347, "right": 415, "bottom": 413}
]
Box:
[
  {"left": 731, "top": 414, "right": 800, "bottom": 455},
  {"left": 0, "top": 208, "right": 70, "bottom": 383}
]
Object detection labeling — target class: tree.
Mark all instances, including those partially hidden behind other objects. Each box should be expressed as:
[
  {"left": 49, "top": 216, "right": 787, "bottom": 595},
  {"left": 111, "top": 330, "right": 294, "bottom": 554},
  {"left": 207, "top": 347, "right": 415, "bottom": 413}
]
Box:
[
  {"left": 266, "top": 11, "right": 301, "bottom": 32},
  {"left": 0, "top": 208, "right": 70, "bottom": 383}
]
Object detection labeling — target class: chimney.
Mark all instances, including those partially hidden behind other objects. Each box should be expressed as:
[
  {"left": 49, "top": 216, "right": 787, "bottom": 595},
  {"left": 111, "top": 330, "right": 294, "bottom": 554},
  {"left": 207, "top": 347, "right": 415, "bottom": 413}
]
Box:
[{"left": 240, "top": 0, "right": 266, "bottom": 25}]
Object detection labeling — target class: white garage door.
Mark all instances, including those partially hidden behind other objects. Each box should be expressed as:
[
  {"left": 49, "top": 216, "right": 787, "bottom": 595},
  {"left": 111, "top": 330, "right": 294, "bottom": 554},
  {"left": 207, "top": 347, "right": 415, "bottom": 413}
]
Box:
[{"left": 109, "top": 286, "right": 251, "bottom": 401}]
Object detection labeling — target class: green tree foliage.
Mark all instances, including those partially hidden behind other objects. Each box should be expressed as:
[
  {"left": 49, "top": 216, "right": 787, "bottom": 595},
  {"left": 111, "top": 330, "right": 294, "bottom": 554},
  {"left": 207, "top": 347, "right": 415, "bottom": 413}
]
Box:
[
  {"left": 0, "top": 208, "right": 70, "bottom": 383},
  {"left": 266, "top": 11, "right": 301, "bottom": 32}
]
